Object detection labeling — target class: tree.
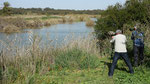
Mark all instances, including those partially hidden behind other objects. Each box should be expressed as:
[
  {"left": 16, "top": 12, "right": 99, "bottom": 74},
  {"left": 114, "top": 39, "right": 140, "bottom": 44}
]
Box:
[
  {"left": 4, "top": 2, "right": 10, "bottom": 7},
  {"left": 2, "top": 2, "right": 12, "bottom": 15},
  {"left": 95, "top": 0, "right": 150, "bottom": 40}
]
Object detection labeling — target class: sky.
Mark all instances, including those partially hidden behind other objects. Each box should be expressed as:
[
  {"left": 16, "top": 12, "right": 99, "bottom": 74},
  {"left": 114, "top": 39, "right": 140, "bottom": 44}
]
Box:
[{"left": 0, "top": 0, "right": 126, "bottom": 10}]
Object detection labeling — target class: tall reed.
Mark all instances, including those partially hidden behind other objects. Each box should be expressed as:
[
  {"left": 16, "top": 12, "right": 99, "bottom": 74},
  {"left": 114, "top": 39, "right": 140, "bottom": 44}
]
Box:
[{"left": 0, "top": 33, "right": 100, "bottom": 84}]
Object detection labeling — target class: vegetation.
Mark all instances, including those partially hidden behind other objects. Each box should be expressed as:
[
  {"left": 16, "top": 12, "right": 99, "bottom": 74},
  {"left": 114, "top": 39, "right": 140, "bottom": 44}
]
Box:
[
  {"left": 1, "top": 34, "right": 150, "bottom": 84},
  {"left": 8, "top": 8, "right": 103, "bottom": 15},
  {"left": 0, "top": 14, "right": 97, "bottom": 33},
  {"left": 0, "top": 2, "right": 103, "bottom": 15},
  {"left": 93, "top": 0, "right": 150, "bottom": 83},
  {"left": 2, "top": 2, "right": 12, "bottom": 16},
  {"left": 1, "top": 0, "right": 150, "bottom": 84},
  {"left": 94, "top": 0, "right": 150, "bottom": 52},
  {"left": 0, "top": 35, "right": 101, "bottom": 84},
  {"left": 0, "top": 2, "right": 100, "bottom": 33},
  {"left": 86, "top": 19, "right": 95, "bottom": 27},
  {"left": 95, "top": 0, "right": 150, "bottom": 39}
]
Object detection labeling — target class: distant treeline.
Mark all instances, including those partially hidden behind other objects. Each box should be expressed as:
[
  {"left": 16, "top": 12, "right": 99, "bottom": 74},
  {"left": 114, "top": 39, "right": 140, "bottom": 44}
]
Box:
[{"left": 0, "top": 7, "right": 103, "bottom": 15}]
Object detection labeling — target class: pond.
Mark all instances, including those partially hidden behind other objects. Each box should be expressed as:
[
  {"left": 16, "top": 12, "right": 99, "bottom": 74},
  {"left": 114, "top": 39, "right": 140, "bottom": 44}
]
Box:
[{"left": 0, "top": 21, "right": 95, "bottom": 50}]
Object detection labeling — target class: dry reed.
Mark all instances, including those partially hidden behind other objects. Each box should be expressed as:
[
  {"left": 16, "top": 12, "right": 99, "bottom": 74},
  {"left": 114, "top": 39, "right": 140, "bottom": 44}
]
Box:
[
  {"left": 0, "top": 14, "right": 100, "bottom": 33},
  {"left": 86, "top": 19, "right": 95, "bottom": 27},
  {"left": 0, "top": 33, "right": 100, "bottom": 83}
]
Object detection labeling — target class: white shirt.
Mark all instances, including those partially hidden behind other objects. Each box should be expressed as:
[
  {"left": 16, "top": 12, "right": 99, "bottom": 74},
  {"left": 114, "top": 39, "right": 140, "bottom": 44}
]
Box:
[{"left": 110, "top": 34, "right": 127, "bottom": 53}]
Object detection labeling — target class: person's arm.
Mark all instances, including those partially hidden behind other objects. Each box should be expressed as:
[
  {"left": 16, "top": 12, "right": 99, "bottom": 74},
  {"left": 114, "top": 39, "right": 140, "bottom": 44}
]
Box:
[
  {"left": 141, "top": 32, "right": 145, "bottom": 42},
  {"left": 110, "top": 36, "right": 115, "bottom": 43},
  {"left": 131, "top": 32, "right": 134, "bottom": 40},
  {"left": 142, "top": 32, "right": 144, "bottom": 37},
  {"left": 123, "top": 36, "right": 127, "bottom": 44}
]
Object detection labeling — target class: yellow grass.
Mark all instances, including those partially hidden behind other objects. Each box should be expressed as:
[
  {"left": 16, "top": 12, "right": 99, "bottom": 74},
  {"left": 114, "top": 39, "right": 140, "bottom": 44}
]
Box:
[
  {"left": 86, "top": 19, "right": 95, "bottom": 27},
  {"left": 0, "top": 14, "right": 100, "bottom": 33}
]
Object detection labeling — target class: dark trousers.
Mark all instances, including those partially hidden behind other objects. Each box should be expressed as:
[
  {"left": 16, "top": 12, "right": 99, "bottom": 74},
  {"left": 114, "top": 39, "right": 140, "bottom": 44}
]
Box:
[
  {"left": 134, "top": 45, "right": 144, "bottom": 66},
  {"left": 108, "top": 52, "right": 134, "bottom": 76}
]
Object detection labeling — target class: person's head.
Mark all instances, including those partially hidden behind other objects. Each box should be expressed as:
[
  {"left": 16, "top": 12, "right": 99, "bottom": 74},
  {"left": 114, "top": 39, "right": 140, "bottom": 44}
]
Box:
[
  {"left": 134, "top": 26, "right": 137, "bottom": 30},
  {"left": 116, "top": 29, "right": 122, "bottom": 34}
]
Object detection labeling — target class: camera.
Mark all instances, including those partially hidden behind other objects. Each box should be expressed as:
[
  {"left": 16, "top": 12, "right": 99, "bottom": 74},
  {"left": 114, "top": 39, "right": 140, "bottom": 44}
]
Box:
[{"left": 129, "top": 28, "right": 134, "bottom": 31}]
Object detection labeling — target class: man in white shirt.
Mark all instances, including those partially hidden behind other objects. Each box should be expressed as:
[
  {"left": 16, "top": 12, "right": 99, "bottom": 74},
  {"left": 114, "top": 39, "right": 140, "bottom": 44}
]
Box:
[{"left": 108, "top": 30, "right": 134, "bottom": 77}]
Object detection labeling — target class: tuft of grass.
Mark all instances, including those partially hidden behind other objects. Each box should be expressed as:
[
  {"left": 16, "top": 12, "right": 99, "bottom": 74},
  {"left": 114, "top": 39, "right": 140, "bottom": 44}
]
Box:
[
  {"left": 79, "top": 16, "right": 84, "bottom": 21},
  {"left": 2, "top": 25, "right": 21, "bottom": 33},
  {"left": 54, "top": 48, "right": 100, "bottom": 70},
  {"left": 86, "top": 19, "right": 95, "bottom": 27},
  {"left": 41, "top": 16, "right": 61, "bottom": 20}
]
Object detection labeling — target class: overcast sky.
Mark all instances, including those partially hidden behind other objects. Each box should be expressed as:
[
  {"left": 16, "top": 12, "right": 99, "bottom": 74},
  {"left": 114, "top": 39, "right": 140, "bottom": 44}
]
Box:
[{"left": 0, "top": 0, "right": 126, "bottom": 10}]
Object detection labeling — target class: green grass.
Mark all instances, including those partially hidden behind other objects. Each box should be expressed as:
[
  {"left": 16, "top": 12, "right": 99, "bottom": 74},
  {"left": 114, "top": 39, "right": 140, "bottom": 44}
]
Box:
[
  {"left": 25, "top": 16, "right": 61, "bottom": 20},
  {"left": 41, "top": 16, "right": 61, "bottom": 20},
  {"left": 11, "top": 57, "right": 150, "bottom": 84},
  {"left": 1, "top": 36, "right": 150, "bottom": 84},
  {"left": 53, "top": 48, "right": 100, "bottom": 70}
]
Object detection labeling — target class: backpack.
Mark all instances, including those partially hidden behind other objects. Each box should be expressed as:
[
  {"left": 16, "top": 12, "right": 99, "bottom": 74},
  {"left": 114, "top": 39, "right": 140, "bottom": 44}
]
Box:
[{"left": 132, "top": 31, "right": 144, "bottom": 47}]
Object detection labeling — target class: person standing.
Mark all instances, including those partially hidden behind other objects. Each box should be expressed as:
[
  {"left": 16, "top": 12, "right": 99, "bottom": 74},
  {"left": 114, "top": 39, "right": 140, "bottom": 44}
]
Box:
[
  {"left": 108, "top": 30, "right": 134, "bottom": 77},
  {"left": 131, "top": 26, "right": 144, "bottom": 67}
]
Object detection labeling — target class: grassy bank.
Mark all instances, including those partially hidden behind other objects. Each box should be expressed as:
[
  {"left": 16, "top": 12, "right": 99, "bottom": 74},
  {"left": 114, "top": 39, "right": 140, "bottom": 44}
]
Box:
[
  {"left": 0, "top": 32, "right": 150, "bottom": 84},
  {"left": 18, "top": 58, "right": 150, "bottom": 84},
  {"left": 0, "top": 14, "right": 99, "bottom": 33},
  {"left": 0, "top": 35, "right": 100, "bottom": 84}
]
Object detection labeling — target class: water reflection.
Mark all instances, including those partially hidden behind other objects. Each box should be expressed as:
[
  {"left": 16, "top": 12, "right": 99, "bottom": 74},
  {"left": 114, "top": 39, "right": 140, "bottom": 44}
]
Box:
[{"left": 0, "top": 22, "right": 94, "bottom": 50}]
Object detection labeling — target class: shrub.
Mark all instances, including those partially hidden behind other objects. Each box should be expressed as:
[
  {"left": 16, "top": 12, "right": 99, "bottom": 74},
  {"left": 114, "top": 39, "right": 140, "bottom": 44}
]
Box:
[{"left": 95, "top": 0, "right": 150, "bottom": 40}]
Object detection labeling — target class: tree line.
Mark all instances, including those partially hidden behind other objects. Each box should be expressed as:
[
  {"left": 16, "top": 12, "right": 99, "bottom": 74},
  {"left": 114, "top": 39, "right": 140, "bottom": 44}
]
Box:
[
  {"left": 0, "top": 2, "right": 103, "bottom": 15},
  {"left": 11, "top": 8, "right": 103, "bottom": 15}
]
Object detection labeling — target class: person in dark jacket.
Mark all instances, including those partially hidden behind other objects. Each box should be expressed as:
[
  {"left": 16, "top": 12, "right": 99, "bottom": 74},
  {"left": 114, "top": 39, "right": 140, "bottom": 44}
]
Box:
[{"left": 131, "top": 26, "right": 144, "bottom": 67}]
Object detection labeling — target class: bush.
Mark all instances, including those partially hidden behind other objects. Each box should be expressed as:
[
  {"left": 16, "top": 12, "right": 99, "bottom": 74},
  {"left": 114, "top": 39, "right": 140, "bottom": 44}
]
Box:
[
  {"left": 95, "top": 0, "right": 150, "bottom": 40},
  {"left": 54, "top": 48, "right": 100, "bottom": 70}
]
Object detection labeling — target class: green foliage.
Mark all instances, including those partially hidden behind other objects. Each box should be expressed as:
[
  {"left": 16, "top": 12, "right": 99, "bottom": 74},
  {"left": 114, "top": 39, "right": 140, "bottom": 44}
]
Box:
[
  {"left": 4, "top": 2, "right": 10, "bottom": 7},
  {"left": 0, "top": 68, "right": 2, "bottom": 80},
  {"left": 27, "top": 75, "right": 36, "bottom": 84},
  {"left": 18, "top": 58, "right": 150, "bottom": 84},
  {"left": 0, "top": 10, "right": 2, "bottom": 15},
  {"left": 54, "top": 48, "right": 100, "bottom": 70},
  {"left": 0, "top": 2, "right": 103, "bottom": 15},
  {"left": 41, "top": 16, "right": 61, "bottom": 20},
  {"left": 114, "top": 67, "right": 150, "bottom": 84},
  {"left": 10, "top": 7, "right": 103, "bottom": 15},
  {"left": 7, "top": 66, "right": 19, "bottom": 82},
  {"left": 2, "top": 2, "right": 12, "bottom": 16},
  {"left": 35, "top": 60, "right": 42, "bottom": 74},
  {"left": 95, "top": 0, "right": 150, "bottom": 39}
]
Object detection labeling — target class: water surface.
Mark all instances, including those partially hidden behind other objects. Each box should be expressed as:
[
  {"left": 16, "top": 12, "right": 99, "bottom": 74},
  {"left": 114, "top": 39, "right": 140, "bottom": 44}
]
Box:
[{"left": 0, "top": 22, "right": 94, "bottom": 49}]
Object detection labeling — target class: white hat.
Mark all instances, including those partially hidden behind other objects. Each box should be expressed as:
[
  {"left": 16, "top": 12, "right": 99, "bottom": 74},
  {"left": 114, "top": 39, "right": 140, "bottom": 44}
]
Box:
[{"left": 116, "top": 30, "right": 122, "bottom": 34}]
